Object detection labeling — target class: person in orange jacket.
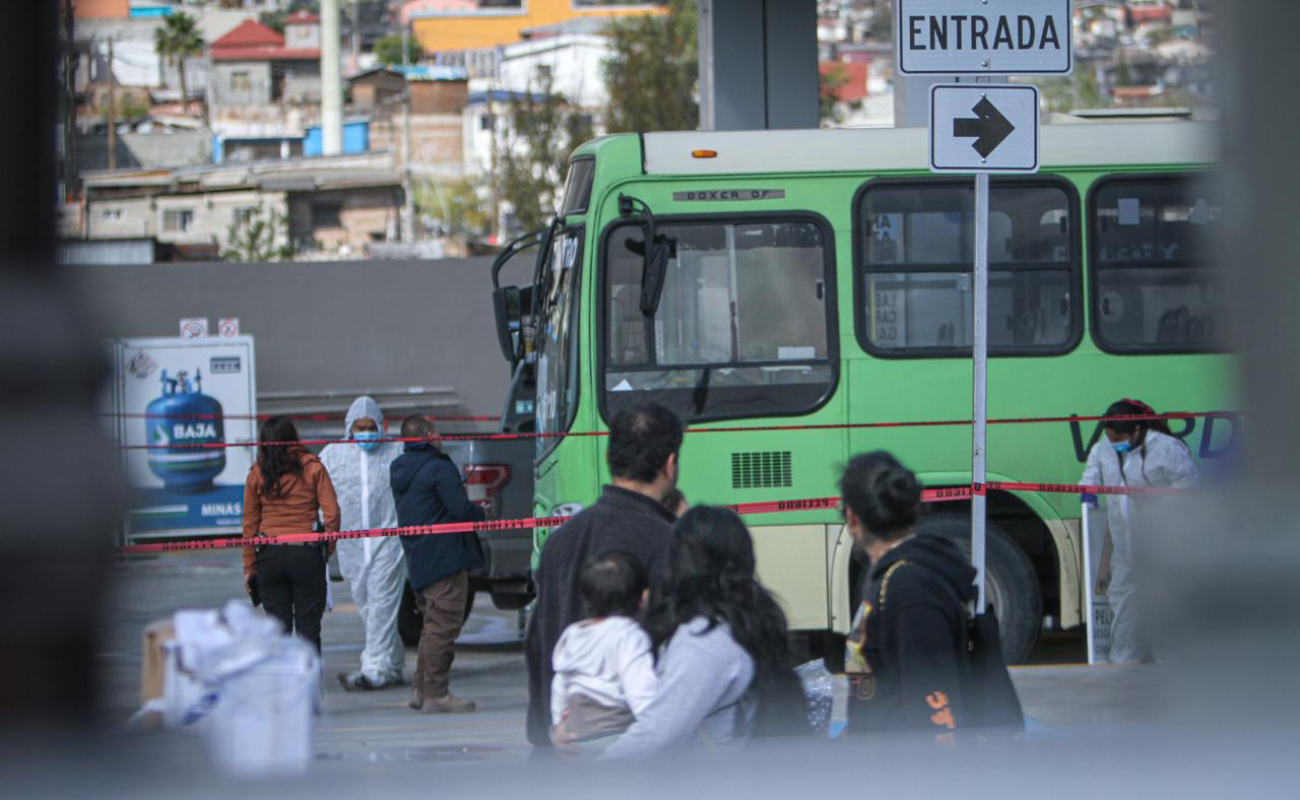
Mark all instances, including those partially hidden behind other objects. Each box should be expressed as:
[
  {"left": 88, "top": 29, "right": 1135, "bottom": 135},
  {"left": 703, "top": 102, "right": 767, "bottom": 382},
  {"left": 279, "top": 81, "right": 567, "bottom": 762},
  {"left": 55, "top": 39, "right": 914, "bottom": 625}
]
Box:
[{"left": 242, "top": 415, "right": 341, "bottom": 653}]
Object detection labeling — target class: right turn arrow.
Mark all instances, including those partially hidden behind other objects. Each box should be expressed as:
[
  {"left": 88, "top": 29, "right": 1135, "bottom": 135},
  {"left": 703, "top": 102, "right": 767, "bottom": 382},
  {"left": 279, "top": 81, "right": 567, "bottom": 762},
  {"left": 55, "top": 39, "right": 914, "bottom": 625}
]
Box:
[{"left": 953, "top": 98, "right": 1015, "bottom": 159}]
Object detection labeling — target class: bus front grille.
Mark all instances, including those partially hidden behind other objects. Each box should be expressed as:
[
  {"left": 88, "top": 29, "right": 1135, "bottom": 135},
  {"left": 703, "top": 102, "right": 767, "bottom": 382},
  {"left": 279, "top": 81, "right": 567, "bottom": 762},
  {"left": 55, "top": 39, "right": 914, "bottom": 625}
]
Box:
[{"left": 731, "top": 451, "right": 793, "bottom": 489}]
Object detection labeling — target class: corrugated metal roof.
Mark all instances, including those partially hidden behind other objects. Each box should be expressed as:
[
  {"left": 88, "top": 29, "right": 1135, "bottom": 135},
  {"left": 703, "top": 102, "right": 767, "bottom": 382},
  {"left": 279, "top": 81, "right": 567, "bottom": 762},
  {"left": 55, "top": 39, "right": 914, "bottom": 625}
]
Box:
[{"left": 58, "top": 238, "right": 155, "bottom": 266}]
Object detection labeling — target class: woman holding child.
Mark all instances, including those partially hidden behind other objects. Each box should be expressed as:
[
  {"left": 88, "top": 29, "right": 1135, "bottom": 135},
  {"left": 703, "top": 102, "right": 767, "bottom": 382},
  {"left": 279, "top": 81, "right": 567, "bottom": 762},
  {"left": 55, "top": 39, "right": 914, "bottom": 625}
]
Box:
[{"left": 551, "top": 505, "right": 805, "bottom": 758}]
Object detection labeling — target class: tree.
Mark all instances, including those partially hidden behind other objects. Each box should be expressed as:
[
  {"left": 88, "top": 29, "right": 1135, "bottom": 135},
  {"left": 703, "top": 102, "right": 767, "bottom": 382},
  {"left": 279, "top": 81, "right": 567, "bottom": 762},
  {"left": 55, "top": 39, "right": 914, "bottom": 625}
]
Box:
[
  {"left": 374, "top": 34, "right": 423, "bottom": 67},
  {"left": 154, "top": 12, "right": 203, "bottom": 116},
  {"left": 820, "top": 65, "right": 850, "bottom": 124},
  {"left": 220, "top": 206, "right": 293, "bottom": 262},
  {"left": 493, "top": 73, "right": 595, "bottom": 234},
  {"left": 603, "top": 0, "right": 698, "bottom": 132},
  {"left": 417, "top": 177, "right": 492, "bottom": 239},
  {"left": 262, "top": 0, "right": 320, "bottom": 34},
  {"left": 1030, "top": 71, "right": 1105, "bottom": 114}
]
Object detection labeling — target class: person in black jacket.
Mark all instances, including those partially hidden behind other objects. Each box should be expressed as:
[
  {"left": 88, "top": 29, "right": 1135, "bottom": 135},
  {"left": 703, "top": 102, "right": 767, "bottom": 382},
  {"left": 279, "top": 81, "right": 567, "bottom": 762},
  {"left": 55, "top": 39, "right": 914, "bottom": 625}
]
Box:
[
  {"left": 390, "top": 415, "right": 485, "bottom": 714},
  {"left": 524, "top": 403, "right": 683, "bottom": 752},
  {"left": 840, "top": 451, "right": 977, "bottom": 744}
]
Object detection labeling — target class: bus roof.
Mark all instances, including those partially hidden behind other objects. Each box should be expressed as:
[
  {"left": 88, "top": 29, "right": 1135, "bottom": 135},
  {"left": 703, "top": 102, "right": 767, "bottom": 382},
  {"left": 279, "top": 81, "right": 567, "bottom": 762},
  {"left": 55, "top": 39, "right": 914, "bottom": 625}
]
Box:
[{"left": 640, "top": 122, "right": 1215, "bottom": 176}]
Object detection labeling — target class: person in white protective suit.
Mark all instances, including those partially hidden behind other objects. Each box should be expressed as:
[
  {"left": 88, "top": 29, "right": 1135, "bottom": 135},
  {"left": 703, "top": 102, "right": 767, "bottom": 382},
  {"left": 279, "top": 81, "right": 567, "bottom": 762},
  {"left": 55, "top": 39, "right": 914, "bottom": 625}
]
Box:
[
  {"left": 320, "top": 396, "right": 408, "bottom": 691},
  {"left": 1081, "top": 398, "right": 1198, "bottom": 664}
]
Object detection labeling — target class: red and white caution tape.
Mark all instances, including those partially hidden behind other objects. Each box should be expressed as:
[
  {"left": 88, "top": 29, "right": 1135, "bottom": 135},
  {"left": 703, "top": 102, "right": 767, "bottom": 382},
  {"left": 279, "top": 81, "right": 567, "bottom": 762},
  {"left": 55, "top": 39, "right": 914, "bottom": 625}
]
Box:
[
  {"left": 117, "top": 481, "right": 1176, "bottom": 555},
  {"left": 117, "top": 410, "right": 1240, "bottom": 451}
]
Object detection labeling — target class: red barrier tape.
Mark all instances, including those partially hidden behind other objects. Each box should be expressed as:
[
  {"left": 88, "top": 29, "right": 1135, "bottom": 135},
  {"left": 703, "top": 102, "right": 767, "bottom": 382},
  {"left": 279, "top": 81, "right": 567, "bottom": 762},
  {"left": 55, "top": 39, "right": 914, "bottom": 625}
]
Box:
[
  {"left": 102, "top": 412, "right": 497, "bottom": 423},
  {"left": 118, "top": 411, "right": 1239, "bottom": 451},
  {"left": 117, "top": 482, "right": 1172, "bottom": 555}
]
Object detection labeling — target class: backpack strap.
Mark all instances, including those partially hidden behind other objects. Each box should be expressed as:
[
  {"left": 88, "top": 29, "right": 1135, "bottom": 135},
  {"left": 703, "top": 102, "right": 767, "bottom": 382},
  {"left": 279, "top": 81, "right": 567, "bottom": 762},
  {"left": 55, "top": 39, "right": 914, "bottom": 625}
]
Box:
[{"left": 877, "top": 559, "right": 910, "bottom": 612}]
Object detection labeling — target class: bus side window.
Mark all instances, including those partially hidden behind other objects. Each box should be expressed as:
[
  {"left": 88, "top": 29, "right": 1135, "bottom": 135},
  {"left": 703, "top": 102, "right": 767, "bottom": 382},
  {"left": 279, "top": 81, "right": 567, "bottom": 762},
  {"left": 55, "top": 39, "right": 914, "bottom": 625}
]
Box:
[
  {"left": 1090, "top": 175, "right": 1222, "bottom": 353},
  {"left": 856, "top": 180, "right": 1079, "bottom": 356}
]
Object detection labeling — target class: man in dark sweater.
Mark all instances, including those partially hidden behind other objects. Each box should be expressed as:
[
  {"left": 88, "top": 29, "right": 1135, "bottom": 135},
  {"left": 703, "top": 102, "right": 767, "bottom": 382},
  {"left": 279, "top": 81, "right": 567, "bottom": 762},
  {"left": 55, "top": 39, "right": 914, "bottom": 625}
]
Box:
[
  {"left": 390, "top": 415, "right": 486, "bottom": 714},
  {"left": 524, "top": 403, "right": 684, "bottom": 750}
]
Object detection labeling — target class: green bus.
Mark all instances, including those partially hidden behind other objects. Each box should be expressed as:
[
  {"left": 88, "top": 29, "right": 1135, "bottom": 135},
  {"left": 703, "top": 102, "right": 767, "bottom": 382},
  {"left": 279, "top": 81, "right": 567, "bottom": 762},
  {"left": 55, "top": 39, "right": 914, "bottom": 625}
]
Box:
[{"left": 492, "top": 122, "right": 1235, "bottom": 663}]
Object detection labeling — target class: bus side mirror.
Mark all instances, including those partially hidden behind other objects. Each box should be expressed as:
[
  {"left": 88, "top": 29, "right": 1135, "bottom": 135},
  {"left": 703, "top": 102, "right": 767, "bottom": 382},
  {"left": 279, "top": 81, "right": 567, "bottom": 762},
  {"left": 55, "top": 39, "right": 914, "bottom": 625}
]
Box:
[
  {"left": 640, "top": 241, "right": 670, "bottom": 317},
  {"left": 492, "top": 285, "right": 530, "bottom": 363}
]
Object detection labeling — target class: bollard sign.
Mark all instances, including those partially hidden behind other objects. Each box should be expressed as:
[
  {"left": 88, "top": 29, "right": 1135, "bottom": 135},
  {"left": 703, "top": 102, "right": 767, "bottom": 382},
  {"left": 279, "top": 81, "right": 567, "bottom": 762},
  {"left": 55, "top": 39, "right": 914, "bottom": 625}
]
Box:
[{"left": 895, "top": 0, "right": 1072, "bottom": 75}]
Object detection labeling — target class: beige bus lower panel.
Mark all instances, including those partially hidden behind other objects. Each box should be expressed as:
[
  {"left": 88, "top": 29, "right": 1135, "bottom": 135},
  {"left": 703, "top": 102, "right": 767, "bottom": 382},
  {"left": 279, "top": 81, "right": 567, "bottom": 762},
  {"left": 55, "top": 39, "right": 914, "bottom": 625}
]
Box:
[
  {"left": 751, "top": 524, "right": 831, "bottom": 631},
  {"left": 1051, "top": 517, "right": 1083, "bottom": 630}
]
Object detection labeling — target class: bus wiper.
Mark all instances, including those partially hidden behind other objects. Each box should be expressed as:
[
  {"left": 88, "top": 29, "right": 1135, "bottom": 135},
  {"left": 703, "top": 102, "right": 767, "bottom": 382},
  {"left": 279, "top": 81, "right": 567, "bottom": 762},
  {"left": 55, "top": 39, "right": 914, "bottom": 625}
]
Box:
[{"left": 619, "top": 194, "right": 671, "bottom": 316}]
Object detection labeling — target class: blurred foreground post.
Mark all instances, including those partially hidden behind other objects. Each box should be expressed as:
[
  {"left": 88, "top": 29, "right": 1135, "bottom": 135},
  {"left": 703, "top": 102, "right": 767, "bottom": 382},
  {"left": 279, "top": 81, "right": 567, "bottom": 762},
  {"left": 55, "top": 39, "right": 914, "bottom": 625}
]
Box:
[{"left": 0, "top": 2, "right": 120, "bottom": 727}]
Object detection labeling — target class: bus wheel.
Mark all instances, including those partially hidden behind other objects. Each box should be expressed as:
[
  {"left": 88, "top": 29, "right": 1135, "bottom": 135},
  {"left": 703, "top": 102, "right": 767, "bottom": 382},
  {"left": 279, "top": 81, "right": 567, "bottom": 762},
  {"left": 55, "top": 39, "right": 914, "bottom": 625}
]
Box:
[{"left": 917, "top": 513, "right": 1043, "bottom": 665}]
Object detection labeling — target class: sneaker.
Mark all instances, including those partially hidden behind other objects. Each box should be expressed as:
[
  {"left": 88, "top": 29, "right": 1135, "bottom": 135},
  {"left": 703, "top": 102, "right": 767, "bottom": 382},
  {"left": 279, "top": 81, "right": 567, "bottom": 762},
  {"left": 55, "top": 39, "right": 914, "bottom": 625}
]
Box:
[
  {"left": 337, "top": 672, "right": 379, "bottom": 692},
  {"left": 421, "top": 694, "right": 477, "bottom": 714}
]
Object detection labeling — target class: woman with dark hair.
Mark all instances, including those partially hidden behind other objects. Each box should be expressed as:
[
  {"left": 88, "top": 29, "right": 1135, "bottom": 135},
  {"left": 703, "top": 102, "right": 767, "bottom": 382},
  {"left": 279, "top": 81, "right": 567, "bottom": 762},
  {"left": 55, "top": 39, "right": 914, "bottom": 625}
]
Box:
[
  {"left": 840, "top": 451, "right": 976, "bottom": 742},
  {"left": 1082, "top": 399, "right": 1197, "bottom": 663},
  {"left": 600, "top": 505, "right": 806, "bottom": 758},
  {"left": 242, "top": 415, "right": 341, "bottom": 652}
]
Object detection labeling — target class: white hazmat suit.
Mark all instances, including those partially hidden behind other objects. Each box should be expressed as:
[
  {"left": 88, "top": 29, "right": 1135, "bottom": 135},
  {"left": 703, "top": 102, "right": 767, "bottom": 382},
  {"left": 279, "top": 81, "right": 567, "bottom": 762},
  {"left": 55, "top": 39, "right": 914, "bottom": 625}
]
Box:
[
  {"left": 319, "top": 396, "right": 407, "bottom": 687},
  {"left": 1081, "top": 429, "right": 1198, "bottom": 663}
]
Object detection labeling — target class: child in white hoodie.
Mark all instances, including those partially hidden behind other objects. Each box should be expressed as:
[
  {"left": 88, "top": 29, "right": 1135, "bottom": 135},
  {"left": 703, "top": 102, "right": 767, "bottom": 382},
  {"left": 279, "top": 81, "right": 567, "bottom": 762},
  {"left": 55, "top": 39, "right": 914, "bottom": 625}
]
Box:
[{"left": 550, "top": 551, "right": 658, "bottom": 749}]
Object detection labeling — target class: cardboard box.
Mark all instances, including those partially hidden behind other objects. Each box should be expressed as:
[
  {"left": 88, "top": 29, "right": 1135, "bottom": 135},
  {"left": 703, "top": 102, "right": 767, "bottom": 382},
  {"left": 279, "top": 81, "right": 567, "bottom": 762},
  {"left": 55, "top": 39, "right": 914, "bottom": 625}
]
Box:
[{"left": 141, "top": 618, "right": 175, "bottom": 710}]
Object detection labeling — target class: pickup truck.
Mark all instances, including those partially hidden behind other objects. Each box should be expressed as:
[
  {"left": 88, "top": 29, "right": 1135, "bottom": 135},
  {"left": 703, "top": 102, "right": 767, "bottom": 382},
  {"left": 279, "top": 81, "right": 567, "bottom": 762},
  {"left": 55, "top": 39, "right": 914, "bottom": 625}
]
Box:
[{"left": 394, "top": 231, "right": 544, "bottom": 645}]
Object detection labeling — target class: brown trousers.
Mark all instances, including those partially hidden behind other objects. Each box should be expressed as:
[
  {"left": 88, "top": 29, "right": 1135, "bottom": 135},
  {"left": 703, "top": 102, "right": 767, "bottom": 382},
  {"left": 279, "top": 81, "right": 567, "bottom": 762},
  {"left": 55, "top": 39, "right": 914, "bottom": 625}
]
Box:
[{"left": 413, "top": 570, "right": 469, "bottom": 701}]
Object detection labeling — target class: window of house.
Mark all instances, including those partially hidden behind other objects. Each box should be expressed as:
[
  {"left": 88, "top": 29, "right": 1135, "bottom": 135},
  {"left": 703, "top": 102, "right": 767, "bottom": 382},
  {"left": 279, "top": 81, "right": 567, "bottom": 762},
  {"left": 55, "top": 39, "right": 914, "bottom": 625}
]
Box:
[
  {"left": 1090, "top": 174, "right": 1221, "bottom": 352},
  {"left": 162, "top": 209, "right": 194, "bottom": 233},
  {"left": 479, "top": 113, "right": 494, "bottom": 131},
  {"left": 311, "top": 202, "right": 342, "bottom": 229},
  {"left": 101, "top": 208, "right": 123, "bottom": 221},
  {"left": 857, "top": 180, "right": 1079, "bottom": 356},
  {"left": 230, "top": 71, "right": 251, "bottom": 94},
  {"left": 536, "top": 64, "right": 553, "bottom": 82},
  {"left": 603, "top": 217, "right": 836, "bottom": 423},
  {"left": 232, "top": 207, "right": 256, "bottom": 226}
]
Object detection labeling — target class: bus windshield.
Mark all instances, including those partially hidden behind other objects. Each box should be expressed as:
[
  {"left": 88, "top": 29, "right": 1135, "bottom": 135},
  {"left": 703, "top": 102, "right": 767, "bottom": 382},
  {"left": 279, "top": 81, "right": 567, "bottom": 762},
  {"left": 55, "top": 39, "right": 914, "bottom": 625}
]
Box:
[
  {"left": 535, "top": 226, "right": 583, "bottom": 459},
  {"left": 603, "top": 218, "right": 835, "bottom": 423}
]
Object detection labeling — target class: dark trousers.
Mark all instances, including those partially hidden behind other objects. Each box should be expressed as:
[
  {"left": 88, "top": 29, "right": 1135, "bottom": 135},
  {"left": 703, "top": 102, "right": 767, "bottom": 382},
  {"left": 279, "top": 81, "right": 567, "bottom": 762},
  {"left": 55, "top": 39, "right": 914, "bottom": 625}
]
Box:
[
  {"left": 255, "top": 544, "right": 327, "bottom": 652},
  {"left": 413, "top": 570, "right": 469, "bottom": 701}
]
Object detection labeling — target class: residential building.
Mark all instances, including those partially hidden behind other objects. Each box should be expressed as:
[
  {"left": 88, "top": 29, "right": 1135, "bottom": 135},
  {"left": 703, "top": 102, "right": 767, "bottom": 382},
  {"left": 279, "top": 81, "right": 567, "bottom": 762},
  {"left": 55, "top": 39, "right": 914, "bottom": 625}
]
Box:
[
  {"left": 408, "top": 0, "right": 663, "bottom": 56},
  {"left": 75, "top": 150, "right": 407, "bottom": 259},
  {"left": 208, "top": 17, "right": 322, "bottom": 110},
  {"left": 495, "top": 33, "right": 613, "bottom": 110},
  {"left": 72, "top": 0, "right": 131, "bottom": 19}
]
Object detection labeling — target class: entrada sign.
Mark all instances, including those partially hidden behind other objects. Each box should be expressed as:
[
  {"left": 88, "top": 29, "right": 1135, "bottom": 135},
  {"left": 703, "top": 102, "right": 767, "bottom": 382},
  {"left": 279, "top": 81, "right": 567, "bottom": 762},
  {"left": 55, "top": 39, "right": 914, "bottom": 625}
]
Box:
[{"left": 896, "top": 0, "right": 1072, "bottom": 75}]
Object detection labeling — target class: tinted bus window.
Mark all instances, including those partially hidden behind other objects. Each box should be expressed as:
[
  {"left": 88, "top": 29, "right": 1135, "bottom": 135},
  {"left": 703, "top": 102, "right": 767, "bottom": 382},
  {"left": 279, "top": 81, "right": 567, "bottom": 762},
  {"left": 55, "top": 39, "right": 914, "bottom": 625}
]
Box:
[
  {"left": 602, "top": 218, "right": 835, "bottom": 423},
  {"left": 857, "top": 180, "right": 1079, "bottom": 356},
  {"left": 1090, "top": 175, "right": 1221, "bottom": 352},
  {"left": 560, "top": 159, "right": 596, "bottom": 216}
]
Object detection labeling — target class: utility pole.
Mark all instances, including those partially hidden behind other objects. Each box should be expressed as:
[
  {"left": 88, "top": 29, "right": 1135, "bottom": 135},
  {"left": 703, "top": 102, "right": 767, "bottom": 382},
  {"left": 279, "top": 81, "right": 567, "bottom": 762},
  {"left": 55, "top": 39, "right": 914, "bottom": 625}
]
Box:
[
  {"left": 106, "top": 38, "right": 117, "bottom": 170},
  {"left": 320, "top": 0, "right": 343, "bottom": 155},
  {"left": 400, "top": 20, "right": 415, "bottom": 243}
]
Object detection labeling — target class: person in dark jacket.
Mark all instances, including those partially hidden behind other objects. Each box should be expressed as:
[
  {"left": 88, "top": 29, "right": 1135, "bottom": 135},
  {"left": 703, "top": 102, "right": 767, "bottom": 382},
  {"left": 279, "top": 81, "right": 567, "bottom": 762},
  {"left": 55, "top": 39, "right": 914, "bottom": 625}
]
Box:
[
  {"left": 390, "top": 415, "right": 485, "bottom": 714},
  {"left": 525, "top": 403, "right": 684, "bottom": 751},
  {"left": 840, "top": 451, "right": 977, "bottom": 744}
]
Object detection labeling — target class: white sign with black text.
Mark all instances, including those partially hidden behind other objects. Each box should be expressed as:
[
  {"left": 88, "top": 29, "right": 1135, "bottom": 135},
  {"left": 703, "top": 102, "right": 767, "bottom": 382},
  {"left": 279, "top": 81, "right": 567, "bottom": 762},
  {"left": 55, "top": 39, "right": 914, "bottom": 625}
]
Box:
[
  {"left": 929, "top": 84, "right": 1040, "bottom": 173},
  {"left": 895, "top": 0, "right": 1072, "bottom": 75}
]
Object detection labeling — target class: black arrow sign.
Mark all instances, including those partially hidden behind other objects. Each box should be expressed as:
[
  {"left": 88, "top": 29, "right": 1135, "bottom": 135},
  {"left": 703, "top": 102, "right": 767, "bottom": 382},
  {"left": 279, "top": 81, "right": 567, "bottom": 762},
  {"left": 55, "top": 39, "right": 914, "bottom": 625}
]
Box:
[{"left": 953, "top": 98, "right": 1015, "bottom": 159}]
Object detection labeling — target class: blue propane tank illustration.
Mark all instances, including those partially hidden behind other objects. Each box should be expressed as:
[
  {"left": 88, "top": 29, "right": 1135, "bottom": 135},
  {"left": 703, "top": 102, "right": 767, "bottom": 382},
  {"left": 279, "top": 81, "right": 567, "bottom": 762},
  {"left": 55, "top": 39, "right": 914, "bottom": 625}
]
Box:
[{"left": 146, "top": 369, "right": 226, "bottom": 493}]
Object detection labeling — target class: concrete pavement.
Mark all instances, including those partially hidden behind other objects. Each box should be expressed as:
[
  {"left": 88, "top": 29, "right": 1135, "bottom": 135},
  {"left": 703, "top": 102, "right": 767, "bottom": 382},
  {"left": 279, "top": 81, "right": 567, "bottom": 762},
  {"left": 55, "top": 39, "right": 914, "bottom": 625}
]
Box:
[{"left": 103, "top": 549, "right": 1166, "bottom": 765}]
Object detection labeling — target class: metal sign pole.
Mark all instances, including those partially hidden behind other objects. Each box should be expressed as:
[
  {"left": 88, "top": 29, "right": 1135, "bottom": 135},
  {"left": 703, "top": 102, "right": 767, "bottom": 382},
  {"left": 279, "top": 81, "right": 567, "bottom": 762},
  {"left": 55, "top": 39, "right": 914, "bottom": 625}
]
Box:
[{"left": 972, "top": 170, "right": 990, "bottom": 614}]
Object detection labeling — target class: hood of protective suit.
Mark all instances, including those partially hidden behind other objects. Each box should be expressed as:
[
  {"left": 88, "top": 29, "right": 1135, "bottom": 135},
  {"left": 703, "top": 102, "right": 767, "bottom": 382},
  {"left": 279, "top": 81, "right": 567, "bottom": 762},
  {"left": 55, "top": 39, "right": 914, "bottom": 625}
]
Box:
[
  {"left": 319, "top": 396, "right": 402, "bottom": 533},
  {"left": 344, "top": 395, "right": 385, "bottom": 437}
]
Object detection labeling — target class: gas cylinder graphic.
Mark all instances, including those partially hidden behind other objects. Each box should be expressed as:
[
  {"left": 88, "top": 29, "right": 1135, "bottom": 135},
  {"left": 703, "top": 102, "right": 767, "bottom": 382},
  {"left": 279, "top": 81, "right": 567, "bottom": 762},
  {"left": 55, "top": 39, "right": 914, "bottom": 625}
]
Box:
[{"left": 146, "top": 369, "right": 226, "bottom": 493}]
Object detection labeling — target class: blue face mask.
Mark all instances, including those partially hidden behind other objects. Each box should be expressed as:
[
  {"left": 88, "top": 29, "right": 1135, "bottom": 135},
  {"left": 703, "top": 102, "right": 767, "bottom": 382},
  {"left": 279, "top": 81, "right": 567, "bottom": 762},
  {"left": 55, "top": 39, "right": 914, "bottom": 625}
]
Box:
[
  {"left": 353, "top": 430, "right": 380, "bottom": 452},
  {"left": 1111, "top": 440, "right": 1132, "bottom": 455}
]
